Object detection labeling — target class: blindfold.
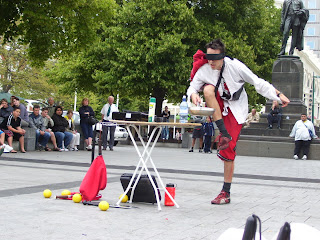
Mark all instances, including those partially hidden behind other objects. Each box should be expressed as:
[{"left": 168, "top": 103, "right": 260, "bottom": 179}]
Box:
[{"left": 205, "top": 53, "right": 225, "bottom": 60}]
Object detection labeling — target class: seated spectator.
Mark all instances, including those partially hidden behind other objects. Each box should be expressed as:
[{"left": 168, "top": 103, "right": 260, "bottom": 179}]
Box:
[
  {"left": 64, "top": 109, "right": 80, "bottom": 151},
  {"left": 267, "top": 100, "right": 282, "bottom": 129},
  {"left": 41, "top": 107, "right": 60, "bottom": 151},
  {"left": 29, "top": 105, "right": 51, "bottom": 151},
  {"left": 0, "top": 129, "right": 14, "bottom": 154},
  {"left": 0, "top": 98, "right": 13, "bottom": 124},
  {"left": 289, "top": 113, "right": 318, "bottom": 160},
  {"left": 0, "top": 106, "right": 26, "bottom": 153},
  {"left": 244, "top": 108, "right": 260, "bottom": 128},
  {"left": 10, "top": 96, "right": 15, "bottom": 107},
  {"left": 51, "top": 106, "right": 73, "bottom": 151},
  {"left": 12, "top": 97, "right": 29, "bottom": 127}
]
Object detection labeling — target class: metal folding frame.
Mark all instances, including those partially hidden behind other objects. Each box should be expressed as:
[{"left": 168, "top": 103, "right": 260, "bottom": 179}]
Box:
[{"left": 116, "top": 123, "right": 179, "bottom": 211}]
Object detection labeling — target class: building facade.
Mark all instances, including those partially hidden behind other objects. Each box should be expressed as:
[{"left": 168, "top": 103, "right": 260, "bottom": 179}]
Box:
[{"left": 303, "top": 0, "right": 320, "bottom": 58}]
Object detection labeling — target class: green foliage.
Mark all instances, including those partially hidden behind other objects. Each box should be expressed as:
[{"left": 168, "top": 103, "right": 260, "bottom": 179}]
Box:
[
  {"left": 93, "top": 0, "right": 205, "bottom": 115},
  {"left": 0, "top": 40, "right": 57, "bottom": 100},
  {"left": 0, "top": 0, "right": 116, "bottom": 65},
  {"left": 48, "top": 0, "right": 282, "bottom": 111}
]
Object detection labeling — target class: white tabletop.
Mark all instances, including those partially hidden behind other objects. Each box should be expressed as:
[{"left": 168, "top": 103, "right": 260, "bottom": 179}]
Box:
[{"left": 109, "top": 120, "right": 201, "bottom": 127}]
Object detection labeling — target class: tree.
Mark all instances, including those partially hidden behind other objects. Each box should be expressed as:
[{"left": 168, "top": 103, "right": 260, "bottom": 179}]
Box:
[
  {"left": 0, "top": 39, "right": 57, "bottom": 100},
  {"left": 49, "top": 0, "right": 282, "bottom": 112},
  {"left": 0, "top": 0, "right": 116, "bottom": 65},
  {"left": 51, "top": 0, "right": 204, "bottom": 115}
]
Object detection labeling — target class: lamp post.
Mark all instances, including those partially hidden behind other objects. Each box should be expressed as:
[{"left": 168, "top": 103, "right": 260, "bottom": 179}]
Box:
[{"left": 312, "top": 73, "right": 320, "bottom": 123}]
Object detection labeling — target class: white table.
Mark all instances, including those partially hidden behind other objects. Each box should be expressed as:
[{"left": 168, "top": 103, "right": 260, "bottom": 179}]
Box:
[{"left": 110, "top": 120, "right": 201, "bottom": 211}]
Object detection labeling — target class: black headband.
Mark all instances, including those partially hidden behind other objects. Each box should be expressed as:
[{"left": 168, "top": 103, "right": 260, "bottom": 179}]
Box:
[{"left": 205, "top": 53, "right": 225, "bottom": 60}]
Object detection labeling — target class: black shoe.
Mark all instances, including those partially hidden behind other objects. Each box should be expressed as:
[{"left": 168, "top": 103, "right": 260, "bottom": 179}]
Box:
[
  {"left": 266, "top": 126, "right": 272, "bottom": 129},
  {"left": 199, "top": 149, "right": 203, "bottom": 153},
  {"left": 110, "top": 148, "right": 113, "bottom": 151},
  {"left": 189, "top": 148, "right": 193, "bottom": 152},
  {"left": 277, "top": 126, "right": 282, "bottom": 130},
  {"left": 102, "top": 148, "right": 107, "bottom": 150}
]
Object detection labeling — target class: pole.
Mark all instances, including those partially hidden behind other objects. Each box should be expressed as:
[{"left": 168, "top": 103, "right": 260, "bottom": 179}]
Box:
[
  {"left": 313, "top": 74, "right": 320, "bottom": 124},
  {"left": 312, "top": 73, "right": 315, "bottom": 123},
  {"left": 74, "top": 89, "right": 77, "bottom": 112}
]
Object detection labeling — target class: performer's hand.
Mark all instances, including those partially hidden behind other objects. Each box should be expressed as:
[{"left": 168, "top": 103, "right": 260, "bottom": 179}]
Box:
[
  {"left": 191, "top": 93, "right": 201, "bottom": 106},
  {"left": 280, "top": 94, "right": 290, "bottom": 108}
]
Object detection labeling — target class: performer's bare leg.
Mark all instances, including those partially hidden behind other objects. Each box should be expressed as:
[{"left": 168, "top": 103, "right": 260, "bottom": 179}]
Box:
[
  {"left": 224, "top": 161, "right": 234, "bottom": 183},
  {"left": 203, "top": 85, "right": 223, "bottom": 121},
  {"left": 203, "top": 85, "right": 231, "bottom": 151}
]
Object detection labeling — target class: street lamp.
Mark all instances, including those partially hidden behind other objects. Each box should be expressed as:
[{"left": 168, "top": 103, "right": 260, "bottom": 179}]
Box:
[{"left": 312, "top": 73, "right": 320, "bottom": 123}]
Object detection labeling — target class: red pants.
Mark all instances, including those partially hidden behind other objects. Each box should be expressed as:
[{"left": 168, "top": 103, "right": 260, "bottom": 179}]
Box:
[{"left": 216, "top": 92, "right": 243, "bottom": 161}]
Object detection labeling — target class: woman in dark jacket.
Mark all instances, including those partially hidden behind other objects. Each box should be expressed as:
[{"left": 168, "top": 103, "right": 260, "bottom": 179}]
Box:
[
  {"left": 51, "top": 106, "right": 73, "bottom": 151},
  {"left": 79, "top": 98, "right": 94, "bottom": 150}
]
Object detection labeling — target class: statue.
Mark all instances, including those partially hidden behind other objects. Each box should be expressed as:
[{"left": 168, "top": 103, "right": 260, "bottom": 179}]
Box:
[{"left": 279, "top": 0, "right": 309, "bottom": 56}]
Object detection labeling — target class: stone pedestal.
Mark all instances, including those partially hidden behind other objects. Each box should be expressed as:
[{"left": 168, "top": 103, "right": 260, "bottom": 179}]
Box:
[{"left": 267, "top": 55, "right": 307, "bottom": 116}]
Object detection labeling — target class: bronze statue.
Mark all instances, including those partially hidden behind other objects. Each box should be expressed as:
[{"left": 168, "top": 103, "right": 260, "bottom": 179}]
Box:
[{"left": 279, "top": 0, "right": 309, "bottom": 56}]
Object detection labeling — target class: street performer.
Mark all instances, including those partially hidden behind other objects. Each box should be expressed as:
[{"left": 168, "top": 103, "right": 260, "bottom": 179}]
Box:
[{"left": 187, "top": 39, "right": 290, "bottom": 205}]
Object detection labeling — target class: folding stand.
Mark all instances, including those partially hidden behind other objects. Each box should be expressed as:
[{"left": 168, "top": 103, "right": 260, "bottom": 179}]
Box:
[{"left": 111, "top": 120, "right": 201, "bottom": 211}]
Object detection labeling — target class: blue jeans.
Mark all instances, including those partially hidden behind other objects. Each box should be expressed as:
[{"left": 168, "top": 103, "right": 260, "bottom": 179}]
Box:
[
  {"left": 36, "top": 130, "right": 51, "bottom": 147},
  {"left": 80, "top": 122, "right": 93, "bottom": 139},
  {"left": 54, "top": 131, "right": 73, "bottom": 148},
  {"left": 161, "top": 126, "right": 169, "bottom": 139}
]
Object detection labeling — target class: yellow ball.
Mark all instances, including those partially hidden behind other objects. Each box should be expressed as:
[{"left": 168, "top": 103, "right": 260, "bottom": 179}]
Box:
[
  {"left": 43, "top": 189, "right": 52, "bottom": 198},
  {"left": 119, "top": 194, "right": 128, "bottom": 203},
  {"left": 61, "top": 190, "right": 71, "bottom": 196},
  {"left": 72, "top": 194, "right": 82, "bottom": 203},
  {"left": 99, "top": 201, "right": 110, "bottom": 211}
]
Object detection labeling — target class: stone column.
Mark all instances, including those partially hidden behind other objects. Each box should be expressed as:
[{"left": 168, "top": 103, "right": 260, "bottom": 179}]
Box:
[{"left": 267, "top": 55, "right": 307, "bottom": 115}]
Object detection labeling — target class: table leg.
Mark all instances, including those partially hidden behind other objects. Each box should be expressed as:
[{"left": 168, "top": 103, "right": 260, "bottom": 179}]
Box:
[{"left": 117, "top": 124, "right": 179, "bottom": 210}]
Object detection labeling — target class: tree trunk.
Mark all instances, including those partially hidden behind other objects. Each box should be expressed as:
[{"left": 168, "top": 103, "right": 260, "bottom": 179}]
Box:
[{"left": 153, "top": 88, "right": 165, "bottom": 117}]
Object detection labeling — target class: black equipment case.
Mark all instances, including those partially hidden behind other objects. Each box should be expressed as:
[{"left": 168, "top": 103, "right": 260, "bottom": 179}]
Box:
[{"left": 120, "top": 173, "right": 161, "bottom": 203}]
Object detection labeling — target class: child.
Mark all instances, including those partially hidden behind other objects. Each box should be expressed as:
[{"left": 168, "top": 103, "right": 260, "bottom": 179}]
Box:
[{"left": 203, "top": 116, "right": 214, "bottom": 153}]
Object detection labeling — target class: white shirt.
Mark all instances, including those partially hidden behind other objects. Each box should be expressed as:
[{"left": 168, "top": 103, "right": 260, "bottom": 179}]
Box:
[
  {"left": 101, "top": 103, "right": 119, "bottom": 121},
  {"left": 187, "top": 57, "right": 280, "bottom": 124},
  {"left": 289, "top": 120, "right": 317, "bottom": 141}
]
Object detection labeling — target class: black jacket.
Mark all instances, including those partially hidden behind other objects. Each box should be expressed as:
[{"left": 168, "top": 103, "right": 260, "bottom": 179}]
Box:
[{"left": 51, "top": 113, "right": 68, "bottom": 132}]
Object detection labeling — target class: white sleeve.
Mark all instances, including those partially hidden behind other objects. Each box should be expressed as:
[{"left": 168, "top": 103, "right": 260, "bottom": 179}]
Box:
[
  {"left": 101, "top": 105, "right": 106, "bottom": 115},
  {"left": 186, "top": 64, "right": 218, "bottom": 101},
  {"left": 289, "top": 122, "right": 297, "bottom": 137},
  {"left": 238, "top": 62, "right": 280, "bottom": 102}
]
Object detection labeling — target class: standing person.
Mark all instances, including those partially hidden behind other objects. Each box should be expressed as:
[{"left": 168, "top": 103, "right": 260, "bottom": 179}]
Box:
[
  {"left": 79, "top": 98, "right": 94, "bottom": 151},
  {"left": 41, "top": 107, "right": 60, "bottom": 151},
  {"left": 0, "top": 98, "right": 13, "bottom": 124},
  {"left": 12, "top": 97, "right": 29, "bottom": 127},
  {"left": 289, "top": 113, "right": 317, "bottom": 160},
  {"left": 267, "top": 100, "right": 283, "bottom": 129},
  {"left": 203, "top": 116, "right": 214, "bottom": 153},
  {"left": 51, "top": 106, "right": 73, "bottom": 151},
  {"left": 64, "top": 110, "right": 80, "bottom": 151},
  {"left": 279, "top": 0, "right": 308, "bottom": 55},
  {"left": 47, "top": 97, "right": 56, "bottom": 117},
  {"left": 101, "top": 96, "right": 119, "bottom": 151},
  {"left": 0, "top": 107, "right": 26, "bottom": 153},
  {"left": 161, "top": 106, "right": 170, "bottom": 140},
  {"left": 29, "top": 105, "right": 51, "bottom": 151},
  {"left": 187, "top": 39, "right": 290, "bottom": 204},
  {"left": 189, "top": 116, "right": 205, "bottom": 153}
]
